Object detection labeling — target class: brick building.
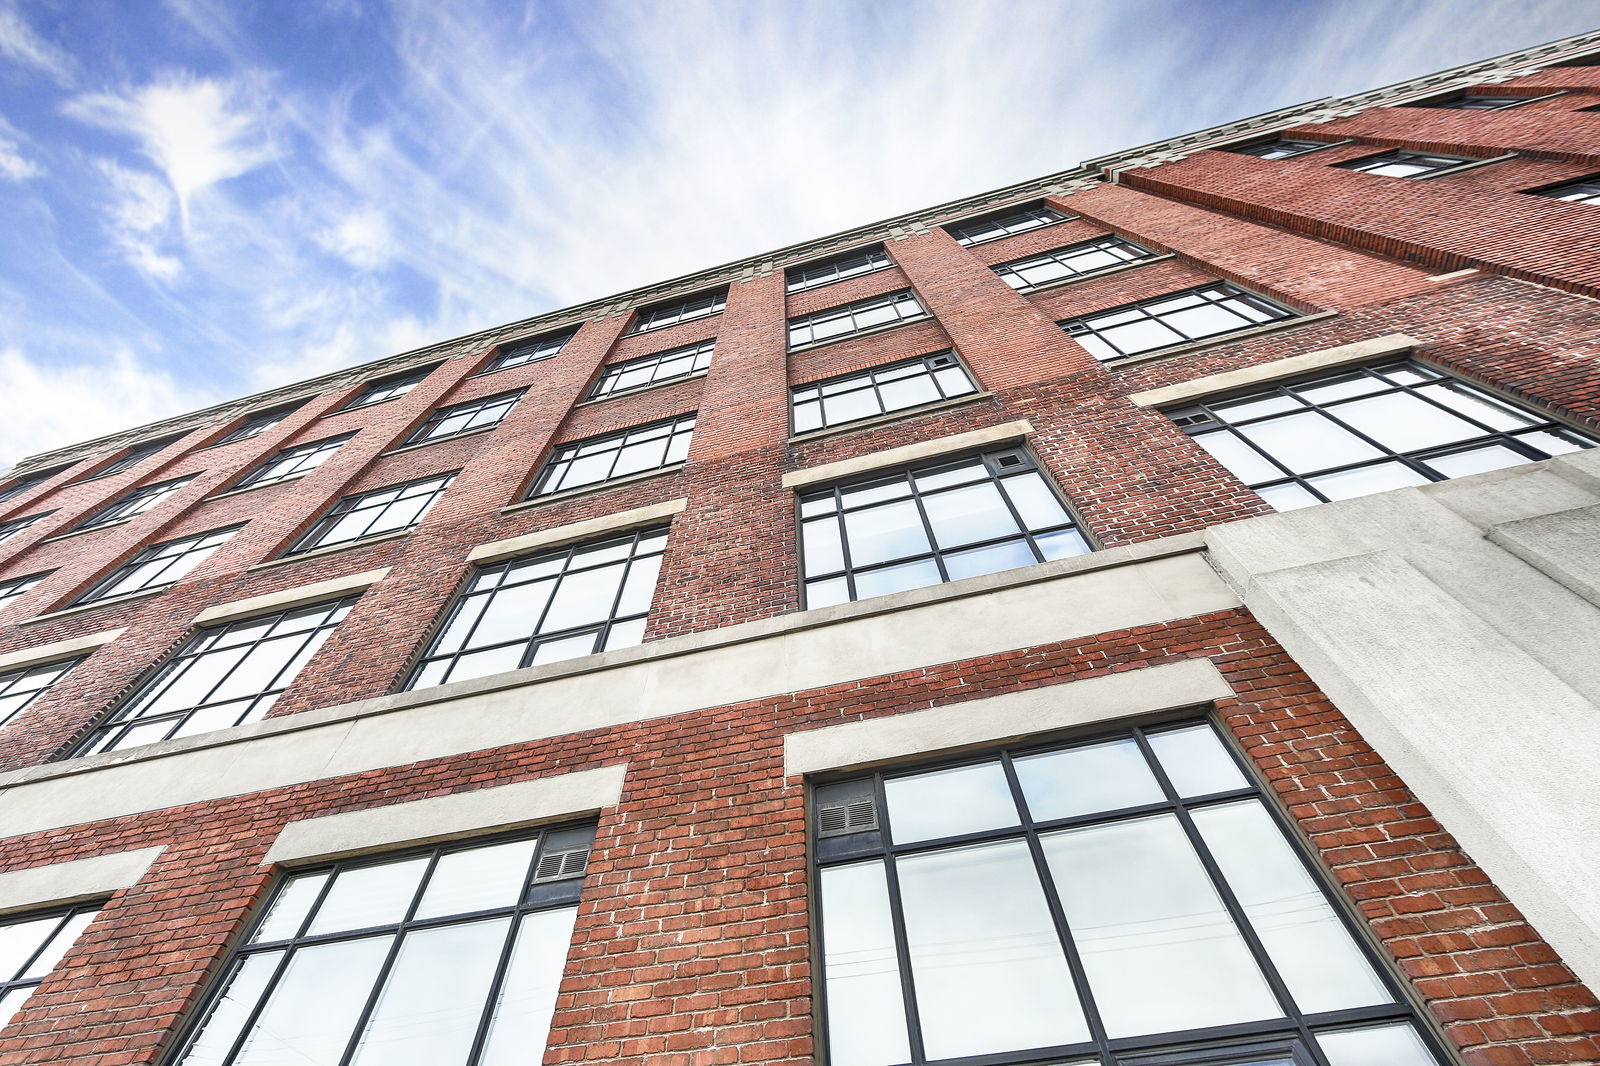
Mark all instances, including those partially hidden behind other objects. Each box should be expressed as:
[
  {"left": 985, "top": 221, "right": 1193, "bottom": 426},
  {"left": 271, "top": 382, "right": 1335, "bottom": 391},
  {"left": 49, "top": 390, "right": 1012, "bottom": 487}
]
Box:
[{"left": 0, "top": 27, "right": 1597, "bottom": 1066}]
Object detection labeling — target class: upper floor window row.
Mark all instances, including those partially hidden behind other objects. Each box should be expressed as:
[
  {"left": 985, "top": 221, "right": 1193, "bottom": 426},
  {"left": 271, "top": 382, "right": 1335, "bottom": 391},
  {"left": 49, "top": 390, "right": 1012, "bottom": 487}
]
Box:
[
  {"left": 405, "top": 390, "right": 525, "bottom": 446},
  {"left": 292, "top": 473, "right": 455, "bottom": 555},
  {"left": 530, "top": 414, "right": 694, "bottom": 497},
  {"left": 589, "top": 340, "right": 713, "bottom": 400},
  {"left": 788, "top": 290, "right": 926, "bottom": 349},
  {"left": 75, "top": 475, "right": 196, "bottom": 533},
  {"left": 484, "top": 329, "right": 574, "bottom": 374},
  {"left": 785, "top": 246, "right": 893, "bottom": 293},
  {"left": 1227, "top": 137, "right": 1334, "bottom": 159},
  {"left": 0, "top": 657, "right": 81, "bottom": 728},
  {"left": 627, "top": 288, "right": 727, "bottom": 335},
  {"left": 344, "top": 366, "right": 435, "bottom": 411},
  {"left": 0, "top": 571, "right": 48, "bottom": 613},
  {"left": 1533, "top": 177, "right": 1600, "bottom": 204},
  {"left": 234, "top": 434, "right": 352, "bottom": 491},
  {"left": 0, "top": 512, "right": 51, "bottom": 544},
  {"left": 77, "top": 525, "right": 240, "bottom": 605},
  {"left": 0, "top": 468, "right": 59, "bottom": 504},
  {"left": 1061, "top": 282, "right": 1297, "bottom": 363},
  {"left": 791, "top": 352, "right": 977, "bottom": 435},
  {"left": 1419, "top": 92, "right": 1524, "bottom": 110},
  {"left": 992, "top": 234, "right": 1158, "bottom": 293},
  {"left": 213, "top": 402, "right": 301, "bottom": 447},
  {"left": 1335, "top": 149, "right": 1478, "bottom": 178},
  {"left": 78, "top": 435, "right": 179, "bottom": 483},
  {"left": 945, "top": 202, "right": 1069, "bottom": 246}
]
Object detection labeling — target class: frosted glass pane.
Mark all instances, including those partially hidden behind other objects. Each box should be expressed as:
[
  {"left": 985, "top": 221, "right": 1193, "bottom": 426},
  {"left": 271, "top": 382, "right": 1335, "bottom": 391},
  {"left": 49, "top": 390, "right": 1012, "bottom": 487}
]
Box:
[
  {"left": 1308, "top": 461, "right": 1429, "bottom": 501},
  {"left": 1000, "top": 473, "right": 1070, "bottom": 529},
  {"left": 1425, "top": 445, "right": 1528, "bottom": 479},
  {"left": 853, "top": 558, "right": 941, "bottom": 600},
  {"left": 802, "top": 518, "right": 845, "bottom": 575},
  {"left": 818, "top": 862, "right": 911, "bottom": 1066},
  {"left": 1147, "top": 723, "right": 1249, "bottom": 796},
  {"left": 885, "top": 761, "right": 1018, "bottom": 843},
  {"left": 478, "top": 907, "right": 580, "bottom": 1066},
  {"left": 844, "top": 499, "right": 929, "bottom": 566},
  {"left": 1014, "top": 738, "right": 1163, "bottom": 820},
  {"left": 942, "top": 538, "right": 1037, "bottom": 581},
  {"left": 1318, "top": 1023, "right": 1438, "bottom": 1066},
  {"left": 416, "top": 840, "right": 537, "bottom": 920}
]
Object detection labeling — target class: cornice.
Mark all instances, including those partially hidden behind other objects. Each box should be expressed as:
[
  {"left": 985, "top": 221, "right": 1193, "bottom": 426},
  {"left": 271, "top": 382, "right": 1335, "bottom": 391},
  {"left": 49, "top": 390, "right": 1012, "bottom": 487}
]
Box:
[{"left": 9, "top": 29, "right": 1600, "bottom": 477}]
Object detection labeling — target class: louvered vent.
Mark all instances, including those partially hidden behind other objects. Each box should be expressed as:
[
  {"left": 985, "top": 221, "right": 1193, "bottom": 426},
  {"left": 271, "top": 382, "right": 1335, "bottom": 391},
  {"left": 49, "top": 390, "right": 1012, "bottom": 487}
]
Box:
[
  {"left": 532, "top": 846, "right": 590, "bottom": 883},
  {"left": 819, "top": 798, "right": 878, "bottom": 837},
  {"left": 1170, "top": 407, "right": 1217, "bottom": 430},
  {"left": 928, "top": 353, "right": 958, "bottom": 369}
]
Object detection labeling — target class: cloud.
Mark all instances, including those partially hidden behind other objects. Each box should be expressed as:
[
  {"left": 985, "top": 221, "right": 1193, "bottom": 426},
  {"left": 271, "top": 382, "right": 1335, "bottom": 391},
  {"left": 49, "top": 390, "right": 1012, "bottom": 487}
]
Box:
[
  {"left": 0, "top": 118, "right": 39, "bottom": 180},
  {"left": 94, "top": 160, "right": 183, "bottom": 281},
  {"left": 0, "top": 0, "right": 73, "bottom": 86},
  {"left": 317, "top": 207, "right": 396, "bottom": 271}
]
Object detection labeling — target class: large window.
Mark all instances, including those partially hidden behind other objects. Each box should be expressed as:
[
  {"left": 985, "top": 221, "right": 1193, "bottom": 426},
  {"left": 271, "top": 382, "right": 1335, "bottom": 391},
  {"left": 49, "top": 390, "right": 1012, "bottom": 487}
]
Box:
[
  {"left": 1419, "top": 93, "right": 1522, "bottom": 110},
  {"left": 589, "top": 340, "right": 713, "bottom": 400},
  {"left": 0, "top": 512, "right": 50, "bottom": 544},
  {"left": 945, "top": 203, "right": 1069, "bottom": 246},
  {"left": 0, "top": 470, "right": 56, "bottom": 504},
  {"left": 213, "top": 404, "right": 300, "bottom": 447},
  {"left": 0, "top": 657, "right": 81, "bottom": 728},
  {"left": 408, "top": 526, "right": 668, "bottom": 689},
  {"left": 0, "top": 572, "right": 48, "bottom": 613},
  {"left": 75, "top": 476, "right": 195, "bottom": 532},
  {"left": 792, "top": 353, "right": 978, "bottom": 435},
  {"left": 76, "top": 526, "right": 240, "bottom": 605},
  {"left": 1170, "top": 360, "right": 1599, "bottom": 511},
  {"left": 798, "top": 448, "right": 1090, "bottom": 608},
  {"left": 234, "top": 435, "right": 352, "bottom": 491},
  {"left": 79, "top": 436, "right": 176, "bottom": 482},
  {"left": 1335, "top": 150, "right": 1477, "bottom": 177},
  {"left": 291, "top": 473, "right": 455, "bottom": 554},
  {"left": 529, "top": 414, "right": 694, "bottom": 497},
  {"left": 0, "top": 903, "right": 101, "bottom": 1028},
  {"left": 1532, "top": 177, "right": 1600, "bottom": 204},
  {"left": 483, "top": 330, "right": 573, "bottom": 374},
  {"left": 788, "top": 290, "right": 927, "bottom": 349},
  {"left": 992, "top": 235, "right": 1158, "bottom": 293},
  {"left": 787, "top": 246, "right": 893, "bottom": 293},
  {"left": 1227, "top": 138, "right": 1332, "bottom": 159},
  {"left": 345, "top": 367, "right": 433, "bottom": 411},
  {"left": 73, "top": 597, "right": 357, "bottom": 755},
  {"left": 405, "top": 391, "right": 524, "bottom": 446},
  {"left": 169, "top": 827, "right": 593, "bottom": 1066},
  {"left": 1060, "top": 283, "right": 1296, "bottom": 363},
  {"left": 812, "top": 720, "right": 1448, "bottom": 1066},
  {"left": 627, "top": 288, "right": 727, "bottom": 335}
]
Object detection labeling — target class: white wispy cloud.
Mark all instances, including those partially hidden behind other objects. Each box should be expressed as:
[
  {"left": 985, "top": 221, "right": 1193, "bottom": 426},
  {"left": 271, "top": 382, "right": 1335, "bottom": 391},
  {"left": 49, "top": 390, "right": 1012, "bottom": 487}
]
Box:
[
  {"left": 92, "top": 160, "right": 183, "bottom": 281},
  {"left": 0, "top": 116, "right": 39, "bottom": 180},
  {"left": 0, "top": 0, "right": 74, "bottom": 85}
]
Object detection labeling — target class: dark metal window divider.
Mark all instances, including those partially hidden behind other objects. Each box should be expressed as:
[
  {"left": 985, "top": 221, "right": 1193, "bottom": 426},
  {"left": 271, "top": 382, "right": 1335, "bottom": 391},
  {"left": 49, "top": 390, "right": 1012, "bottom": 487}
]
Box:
[
  {"left": 789, "top": 352, "right": 977, "bottom": 436},
  {"left": 992, "top": 236, "right": 1160, "bottom": 294},
  {"left": 404, "top": 391, "right": 525, "bottom": 446},
  {"left": 588, "top": 341, "right": 714, "bottom": 401},
  {"left": 529, "top": 415, "right": 695, "bottom": 498},
  {"left": 290, "top": 473, "right": 455, "bottom": 554},
  {"left": 1060, "top": 283, "right": 1297, "bottom": 363},
  {"left": 0, "top": 902, "right": 102, "bottom": 1007}
]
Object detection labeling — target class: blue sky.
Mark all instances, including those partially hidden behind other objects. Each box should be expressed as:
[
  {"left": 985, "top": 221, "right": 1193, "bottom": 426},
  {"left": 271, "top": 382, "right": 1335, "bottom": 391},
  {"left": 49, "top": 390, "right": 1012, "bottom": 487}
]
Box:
[{"left": 0, "top": 0, "right": 1595, "bottom": 467}]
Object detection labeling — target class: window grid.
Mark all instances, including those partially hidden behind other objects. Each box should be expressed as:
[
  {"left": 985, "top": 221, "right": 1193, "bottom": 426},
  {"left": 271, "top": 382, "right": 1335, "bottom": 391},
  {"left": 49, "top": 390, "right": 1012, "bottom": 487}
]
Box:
[
  {"left": 812, "top": 718, "right": 1449, "bottom": 1066},
  {"left": 234, "top": 435, "right": 352, "bottom": 490},
  {"left": 1421, "top": 94, "right": 1523, "bottom": 109},
  {"left": 408, "top": 526, "right": 669, "bottom": 689},
  {"left": 76, "top": 526, "right": 241, "bottom": 605},
  {"left": 1171, "top": 360, "right": 1599, "bottom": 511},
  {"left": 1060, "top": 282, "right": 1296, "bottom": 363},
  {"left": 1535, "top": 178, "right": 1600, "bottom": 204},
  {"left": 530, "top": 414, "right": 695, "bottom": 496},
  {"left": 798, "top": 448, "right": 1090, "bottom": 608},
  {"left": 344, "top": 368, "right": 431, "bottom": 411},
  {"left": 627, "top": 290, "right": 727, "bottom": 335},
  {"left": 168, "top": 826, "right": 593, "bottom": 1066},
  {"left": 405, "top": 391, "right": 525, "bottom": 445},
  {"left": 786, "top": 247, "right": 893, "bottom": 293},
  {"left": 214, "top": 405, "right": 299, "bottom": 447},
  {"left": 292, "top": 473, "right": 455, "bottom": 554},
  {"left": 1335, "top": 150, "right": 1478, "bottom": 177},
  {"left": 0, "top": 512, "right": 51, "bottom": 544},
  {"left": 79, "top": 438, "right": 173, "bottom": 482},
  {"left": 73, "top": 597, "right": 358, "bottom": 756},
  {"left": 0, "top": 903, "right": 101, "bottom": 1030},
  {"left": 0, "top": 471, "right": 52, "bottom": 504},
  {"left": 0, "top": 657, "right": 81, "bottom": 728},
  {"left": 589, "top": 341, "right": 714, "bottom": 400},
  {"left": 788, "top": 290, "right": 927, "bottom": 349},
  {"left": 946, "top": 204, "right": 1070, "bottom": 246},
  {"left": 484, "top": 331, "right": 574, "bottom": 373},
  {"left": 1228, "top": 138, "right": 1332, "bottom": 159},
  {"left": 791, "top": 352, "right": 979, "bottom": 435},
  {"left": 0, "top": 572, "right": 48, "bottom": 613},
  {"left": 992, "top": 235, "right": 1159, "bottom": 293},
  {"left": 75, "top": 476, "right": 195, "bottom": 532}
]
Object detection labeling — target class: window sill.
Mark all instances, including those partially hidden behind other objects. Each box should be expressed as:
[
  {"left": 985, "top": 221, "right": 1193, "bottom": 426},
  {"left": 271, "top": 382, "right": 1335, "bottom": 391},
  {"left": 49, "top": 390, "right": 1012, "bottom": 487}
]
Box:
[
  {"left": 502, "top": 464, "right": 686, "bottom": 514},
  {"left": 1011, "top": 252, "right": 1177, "bottom": 296},
  {"left": 1414, "top": 152, "right": 1519, "bottom": 179},
  {"left": 1097, "top": 310, "right": 1340, "bottom": 369},
  {"left": 788, "top": 392, "right": 996, "bottom": 445},
  {"left": 40, "top": 519, "right": 131, "bottom": 544},
  {"left": 248, "top": 528, "right": 413, "bottom": 572},
  {"left": 789, "top": 314, "right": 933, "bottom": 354},
  {"left": 381, "top": 425, "right": 499, "bottom": 457},
  {"left": 20, "top": 586, "right": 168, "bottom": 627},
  {"left": 572, "top": 370, "right": 710, "bottom": 408},
  {"left": 207, "top": 472, "right": 310, "bottom": 501}
]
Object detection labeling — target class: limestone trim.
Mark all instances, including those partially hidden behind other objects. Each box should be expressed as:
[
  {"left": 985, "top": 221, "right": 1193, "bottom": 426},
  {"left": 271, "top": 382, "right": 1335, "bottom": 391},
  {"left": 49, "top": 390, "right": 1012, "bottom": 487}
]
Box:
[
  {"left": 195, "top": 568, "right": 391, "bottom": 625},
  {"left": 0, "top": 846, "right": 164, "bottom": 917},
  {"left": 0, "top": 627, "right": 126, "bottom": 673},
  {"left": 470, "top": 499, "right": 688, "bottom": 564},
  {"left": 1126, "top": 334, "right": 1420, "bottom": 408},
  {"left": 781, "top": 420, "right": 1035, "bottom": 488}
]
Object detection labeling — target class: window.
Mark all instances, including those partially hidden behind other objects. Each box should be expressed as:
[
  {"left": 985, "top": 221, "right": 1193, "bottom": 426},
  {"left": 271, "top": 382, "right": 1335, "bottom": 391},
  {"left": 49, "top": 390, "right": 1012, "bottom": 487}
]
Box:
[
  {"left": 0, "top": 572, "right": 48, "bottom": 613},
  {"left": 0, "top": 469, "right": 57, "bottom": 504},
  {"left": 945, "top": 202, "right": 1070, "bottom": 246},
  {"left": 408, "top": 526, "right": 668, "bottom": 688},
  {"left": 992, "top": 235, "right": 1159, "bottom": 293},
  {"left": 73, "top": 597, "right": 357, "bottom": 755},
  {"left": 74, "top": 476, "right": 195, "bottom": 532},
  {"left": 627, "top": 288, "right": 727, "bottom": 335},
  {"left": 233, "top": 435, "right": 352, "bottom": 491},
  {"left": 792, "top": 352, "right": 979, "bottom": 434},
  {"left": 76, "top": 526, "right": 240, "bottom": 605},
  {"left": 0, "top": 658, "right": 81, "bottom": 727},
  {"left": 1335, "top": 150, "right": 1478, "bottom": 177},
  {"left": 789, "top": 290, "right": 927, "bottom": 349},
  {"left": 484, "top": 330, "right": 574, "bottom": 374},
  {"left": 344, "top": 367, "right": 433, "bottom": 411},
  {"left": 1419, "top": 93, "right": 1523, "bottom": 110},
  {"left": 0, "top": 512, "right": 50, "bottom": 543},
  {"left": 1533, "top": 177, "right": 1600, "bottom": 204},
  {"left": 589, "top": 340, "right": 713, "bottom": 400},
  {"left": 798, "top": 448, "right": 1089, "bottom": 607},
  {"left": 1170, "top": 360, "right": 1599, "bottom": 511},
  {"left": 786, "top": 246, "right": 893, "bottom": 293},
  {"left": 291, "top": 473, "right": 454, "bottom": 554},
  {"left": 214, "top": 403, "right": 300, "bottom": 447},
  {"left": 406, "top": 391, "right": 524, "bottom": 445},
  {"left": 1060, "top": 283, "right": 1296, "bottom": 363},
  {"left": 812, "top": 719, "right": 1448, "bottom": 1066},
  {"left": 79, "top": 436, "right": 177, "bottom": 483},
  {"left": 168, "top": 827, "right": 593, "bottom": 1066},
  {"left": 0, "top": 904, "right": 101, "bottom": 1028},
  {"left": 529, "top": 414, "right": 694, "bottom": 497},
  {"left": 1227, "top": 137, "right": 1332, "bottom": 159}
]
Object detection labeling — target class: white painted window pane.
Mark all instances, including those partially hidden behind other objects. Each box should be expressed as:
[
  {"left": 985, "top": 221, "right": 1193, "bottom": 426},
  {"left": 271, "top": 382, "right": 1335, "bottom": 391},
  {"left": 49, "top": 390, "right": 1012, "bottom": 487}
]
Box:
[
  {"left": 309, "top": 858, "right": 429, "bottom": 935},
  {"left": 1317, "top": 1023, "right": 1438, "bottom": 1066},
  {"left": 818, "top": 862, "right": 911, "bottom": 1066},
  {"left": 1146, "top": 723, "right": 1249, "bottom": 796},
  {"left": 1236, "top": 412, "right": 1383, "bottom": 473},
  {"left": 416, "top": 841, "right": 538, "bottom": 920},
  {"left": 173, "top": 950, "right": 285, "bottom": 1066},
  {"left": 1307, "top": 461, "right": 1430, "bottom": 501},
  {"left": 843, "top": 499, "right": 930, "bottom": 566},
  {"left": 478, "top": 907, "right": 579, "bottom": 1066},
  {"left": 1014, "top": 738, "right": 1163, "bottom": 821},
  {"left": 230, "top": 935, "right": 393, "bottom": 1066},
  {"left": 885, "top": 761, "right": 1019, "bottom": 843}
]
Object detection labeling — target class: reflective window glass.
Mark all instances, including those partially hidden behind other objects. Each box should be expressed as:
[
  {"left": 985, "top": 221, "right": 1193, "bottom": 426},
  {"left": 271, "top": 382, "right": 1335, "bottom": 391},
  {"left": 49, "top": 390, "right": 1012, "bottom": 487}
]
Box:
[
  {"left": 0, "top": 904, "right": 100, "bottom": 1030},
  {"left": 530, "top": 415, "right": 695, "bottom": 496},
  {"left": 1061, "top": 283, "right": 1296, "bottom": 362},
  {"left": 993, "top": 235, "right": 1158, "bottom": 292},
  {"left": 788, "top": 290, "right": 928, "bottom": 349}
]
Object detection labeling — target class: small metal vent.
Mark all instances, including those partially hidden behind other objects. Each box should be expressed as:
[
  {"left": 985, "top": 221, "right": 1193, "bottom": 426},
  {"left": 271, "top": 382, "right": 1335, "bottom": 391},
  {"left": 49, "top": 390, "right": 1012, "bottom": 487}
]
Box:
[
  {"left": 928, "top": 352, "right": 958, "bottom": 369},
  {"left": 532, "top": 846, "right": 590, "bottom": 883},
  {"left": 819, "top": 798, "right": 878, "bottom": 837},
  {"left": 1169, "top": 406, "right": 1217, "bottom": 430},
  {"left": 985, "top": 447, "right": 1032, "bottom": 473}
]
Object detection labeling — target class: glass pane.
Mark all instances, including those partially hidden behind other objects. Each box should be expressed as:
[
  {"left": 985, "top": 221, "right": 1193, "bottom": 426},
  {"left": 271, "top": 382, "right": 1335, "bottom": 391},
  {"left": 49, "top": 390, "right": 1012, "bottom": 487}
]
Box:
[
  {"left": 942, "top": 538, "right": 1038, "bottom": 581},
  {"left": 818, "top": 862, "right": 911, "bottom": 1066},
  {"left": 1042, "top": 814, "right": 1281, "bottom": 1038},
  {"left": 1035, "top": 528, "right": 1090, "bottom": 560},
  {"left": 1332, "top": 392, "right": 1484, "bottom": 452},
  {"left": 843, "top": 500, "right": 929, "bottom": 566},
  {"left": 477, "top": 906, "right": 580, "bottom": 1066},
  {"left": 1414, "top": 383, "right": 1537, "bottom": 431},
  {"left": 176, "top": 951, "right": 285, "bottom": 1066},
  {"left": 878, "top": 375, "right": 940, "bottom": 412},
  {"left": 1297, "top": 375, "right": 1389, "bottom": 404},
  {"left": 349, "top": 918, "right": 512, "bottom": 1066},
  {"left": 602, "top": 617, "right": 646, "bottom": 650},
  {"left": 415, "top": 841, "right": 538, "bottom": 920},
  {"left": 823, "top": 390, "right": 882, "bottom": 426},
  {"left": 1307, "top": 461, "right": 1430, "bottom": 501},
  {"left": 308, "top": 858, "right": 429, "bottom": 935},
  {"left": 885, "top": 761, "right": 1019, "bottom": 843},
  {"left": 801, "top": 518, "right": 846, "bottom": 575},
  {"left": 1236, "top": 412, "right": 1383, "bottom": 474},
  {"left": 853, "top": 558, "right": 942, "bottom": 600},
  {"left": 530, "top": 631, "right": 601, "bottom": 665},
  {"left": 1095, "top": 317, "right": 1182, "bottom": 356},
  {"left": 999, "top": 473, "right": 1069, "bottom": 529},
  {"left": 540, "top": 564, "right": 627, "bottom": 632},
  {"left": 447, "top": 644, "right": 527, "bottom": 684},
  {"left": 806, "top": 577, "right": 850, "bottom": 609},
  {"left": 1424, "top": 445, "right": 1530, "bottom": 479},
  {"left": 20, "top": 910, "right": 93, "bottom": 978},
  {"left": 1211, "top": 394, "right": 1302, "bottom": 422},
  {"left": 1193, "top": 801, "right": 1391, "bottom": 1013},
  {"left": 0, "top": 915, "right": 60, "bottom": 981},
  {"left": 922, "top": 481, "right": 1018, "bottom": 548},
  {"left": 1256, "top": 483, "right": 1321, "bottom": 512},
  {"left": 0, "top": 985, "right": 33, "bottom": 1030},
  {"left": 1317, "top": 1023, "right": 1439, "bottom": 1066},
  {"left": 1193, "top": 431, "right": 1284, "bottom": 485},
  {"left": 1514, "top": 428, "right": 1588, "bottom": 456},
  {"left": 1014, "top": 738, "right": 1163, "bottom": 820},
  {"left": 1147, "top": 723, "right": 1249, "bottom": 797},
  {"left": 614, "top": 554, "right": 663, "bottom": 618},
  {"left": 230, "top": 935, "right": 393, "bottom": 1066},
  {"left": 251, "top": 874, "right": 330, "bottom": 943},
  {"left": 897, "top": 839, "right": 1088, "bottom": 1058}
]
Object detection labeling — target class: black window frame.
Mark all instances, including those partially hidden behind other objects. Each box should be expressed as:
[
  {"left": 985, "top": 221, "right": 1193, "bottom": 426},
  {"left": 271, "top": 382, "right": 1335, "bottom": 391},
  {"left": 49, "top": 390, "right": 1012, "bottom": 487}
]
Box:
[
  {"left": 403, "top": 390, "right": 526, "bottom": 446},
  {"left": 1412, "top": 92, "right": 1526, "bottom": 110},
  {"left": 0, "top": 656, "right": 83, "bottom": 728},
  {"left": 74, "top": 525, "right": 242, "bottom": 606},
  {"left": 1225, "top": 137, "right": 1340, "bottom": 159},
  {"left": 527, "top": 413, "right": 696, "bottom": 498},
  {"left": 1059, "top": 282, "right": 1299, "bottom": 363},
  {"left": 1333, "top": 149, "right": 1484, "bottom": 177},
  {"left": 991, "top": 234, "right": 1161, "bottom": 293},
  {"left": 0, "top": 512, "right": 52, "bottom": 543},
  {"left": 211, "top": 403, "right": 302, "bottom": 448},
  {"left": 76, "top": 436, "right": 179, "bottom": 483},
  {"left": 73, "top": 475, "right": 195, "bottom": 533},
  {"left": 790, "top": 351, "right": 981, "bottom": 435},
  {"left": 290, "top": 472, "right": 456, "bottom": 555},
  {"left": 342, "top": 365, "right": 437, "bottom": 412},
  {"left": 787, "top": 289, "right": 928, "bottom": 350},
  {"left": 232, "top": 434, "right": 353, "bottom": 491},
  {"left": 0, "top": 901, "right": 103, "bottom": 1028},
  {"left": 481, "top": 329, "right": 576, "bottom": 374},
  {"left": 0, "top": 468, "right": 61, "bottom": 504},
  {"left": 809, "top": 713, "right": 1454, "bottom": 1066},
  {"left": 0, "top": 571, "right": 50, "bottom": 613},
  {"left": 1526, "top": 175, "right": 1600, "bottom": 204},
  {"left": 785, "top": 245, "right": 894, "bottom": 293},
  {"left": 944, "top": 202, "right": 1072, "bottom": 246},
  {"left": 587, "top": 340, "right": 714, "bottom": 401},
  {"left": 626, "top": 288, "right": 728, "bottom": 336}
]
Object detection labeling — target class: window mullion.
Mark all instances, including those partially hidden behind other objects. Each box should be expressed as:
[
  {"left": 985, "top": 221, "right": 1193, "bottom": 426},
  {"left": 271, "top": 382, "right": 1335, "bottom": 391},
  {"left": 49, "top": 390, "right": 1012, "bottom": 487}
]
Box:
[
  {"left": 871, "top": 774, "right": 931, "bottom": 1066},
  {"left": 464, "top": 840, "right": 551, "bottom": 1065},
  {"left": 905, "top": 475, "right": 953, "bottom": 584}
]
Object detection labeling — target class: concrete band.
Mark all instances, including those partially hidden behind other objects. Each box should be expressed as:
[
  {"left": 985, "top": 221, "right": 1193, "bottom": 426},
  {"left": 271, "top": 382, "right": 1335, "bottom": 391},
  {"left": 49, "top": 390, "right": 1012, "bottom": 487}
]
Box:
[
  {"left": 1125, "top": 333, "right": 1419, "bottom": 408},
  {"left": 195, "top": 567, "right": 391, "bottom": 625},
  {"left": 468, "top": 499, "right": 689, "bottom": 564},
  {"left": 0, "top": 846, "right": 164, "bottom": 917},
  {"left": 780, "top": 420, "right": 1036, "bottom": 488},
  {"left": 0, "top": 627, "right": 126, "bottom": 673}
]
